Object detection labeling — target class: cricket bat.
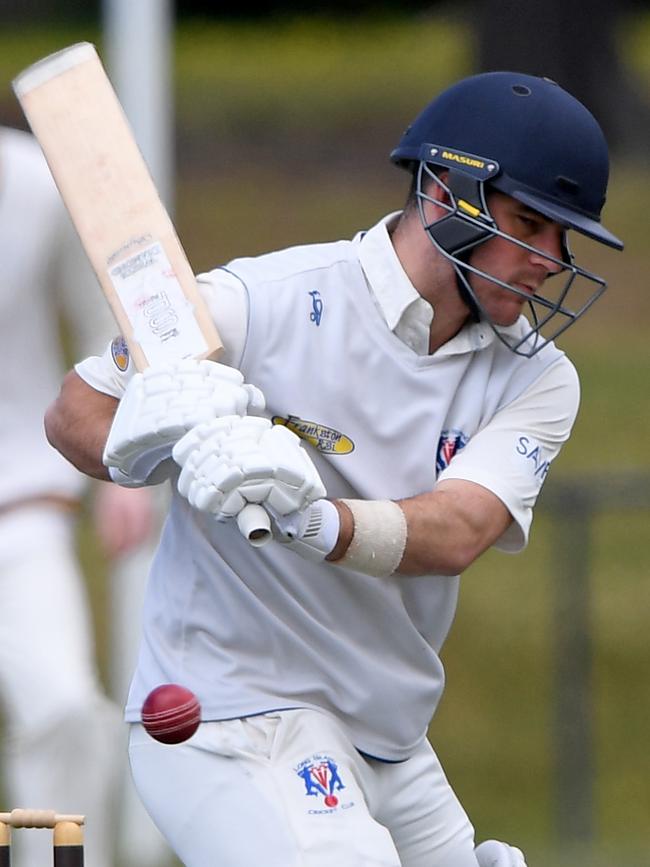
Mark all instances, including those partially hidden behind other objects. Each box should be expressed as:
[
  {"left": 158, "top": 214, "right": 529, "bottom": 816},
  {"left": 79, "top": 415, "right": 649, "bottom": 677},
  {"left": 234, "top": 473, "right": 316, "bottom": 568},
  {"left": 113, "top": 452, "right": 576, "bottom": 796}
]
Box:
[{"left": 13, "top": 42, "right": 271, "bottom": 545}]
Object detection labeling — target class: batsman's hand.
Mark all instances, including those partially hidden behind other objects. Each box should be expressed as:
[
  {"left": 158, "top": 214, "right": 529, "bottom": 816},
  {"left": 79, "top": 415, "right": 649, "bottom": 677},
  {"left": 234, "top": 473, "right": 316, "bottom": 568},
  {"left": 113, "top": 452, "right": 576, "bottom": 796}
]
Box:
[
  {"left": 103, "top": 359, "right": 265, "bottom": 487},
  {"left": 172, "top": 416, "right": 326, "bottom": 520},
  {"left": 475, "top": 840, "right": 527, "bottom": 867}
]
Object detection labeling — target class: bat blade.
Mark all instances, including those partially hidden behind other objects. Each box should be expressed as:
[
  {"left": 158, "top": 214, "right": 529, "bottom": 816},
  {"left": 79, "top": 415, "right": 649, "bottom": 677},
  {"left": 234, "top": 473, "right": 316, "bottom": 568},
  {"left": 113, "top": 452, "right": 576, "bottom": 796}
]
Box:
[{"left": 13, "top": 42, "right": 222, "bottom": 371}]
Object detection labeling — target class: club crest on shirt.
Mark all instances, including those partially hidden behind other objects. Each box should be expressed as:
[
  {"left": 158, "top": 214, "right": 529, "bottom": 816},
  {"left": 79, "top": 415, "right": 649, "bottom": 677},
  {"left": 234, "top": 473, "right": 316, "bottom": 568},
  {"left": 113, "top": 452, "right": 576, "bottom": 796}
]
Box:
[
  {"left": 110, "top": 335, "right": 130, "bottom": 371},
  {"left": 295, "top": 753, "right": 352, "bottom": 812},
  {"left": 272, "top": 415, "right": 354, "bottom": 455},
  {"left": 436, "top": 429, "right": 469, "bottom": 473}
]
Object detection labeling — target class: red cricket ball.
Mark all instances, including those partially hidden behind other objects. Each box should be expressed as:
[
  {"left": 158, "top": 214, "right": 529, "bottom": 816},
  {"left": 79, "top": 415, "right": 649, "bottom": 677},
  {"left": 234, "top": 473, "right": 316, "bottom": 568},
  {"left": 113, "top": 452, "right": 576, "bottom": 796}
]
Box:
[{"left": 141, "top": 684, "right": 202, "bottom": 745}]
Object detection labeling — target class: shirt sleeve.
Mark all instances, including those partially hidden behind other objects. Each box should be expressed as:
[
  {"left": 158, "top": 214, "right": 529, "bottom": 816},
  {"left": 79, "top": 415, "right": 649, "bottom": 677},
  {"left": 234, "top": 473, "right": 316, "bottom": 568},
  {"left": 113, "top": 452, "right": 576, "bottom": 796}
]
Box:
[
  {"left": 74, "top": 267, "right": 249, "bottom": 397},
  {"left": 195, "top": 267, "right": 249, "bottom": 368},
  {"left": 437, "top": 356, "right": 580, "bottom": 553}
]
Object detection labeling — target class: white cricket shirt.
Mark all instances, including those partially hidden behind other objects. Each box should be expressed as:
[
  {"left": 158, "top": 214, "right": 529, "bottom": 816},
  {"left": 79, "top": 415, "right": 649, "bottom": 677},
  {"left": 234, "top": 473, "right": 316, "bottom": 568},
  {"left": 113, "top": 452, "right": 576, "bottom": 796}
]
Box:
[{"left": 78, "top": 213, "right": 579, "bottom": 760}]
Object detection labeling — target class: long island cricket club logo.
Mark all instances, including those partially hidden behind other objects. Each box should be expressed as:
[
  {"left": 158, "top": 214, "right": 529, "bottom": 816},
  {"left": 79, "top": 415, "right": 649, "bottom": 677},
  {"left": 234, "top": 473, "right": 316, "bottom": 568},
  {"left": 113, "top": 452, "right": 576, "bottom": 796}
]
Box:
[
  {"left": 295, "top": 754, "right": 346, "bottom": 809},
  {"left": 309, "top": 289, "right": 323, "bottom": 326},
  {"left": 436, "top": 429, "right": 469, "bottom": 474},
  {"left": 272, "top": 415, "right": 355, "bottom": 455}
]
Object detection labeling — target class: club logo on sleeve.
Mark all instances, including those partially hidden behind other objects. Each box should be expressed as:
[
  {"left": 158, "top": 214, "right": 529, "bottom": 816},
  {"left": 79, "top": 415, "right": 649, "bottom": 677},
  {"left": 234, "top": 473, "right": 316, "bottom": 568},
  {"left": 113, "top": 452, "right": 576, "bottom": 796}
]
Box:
[
  {"left": 436, "top": 429, "right": 468, "bottom": 473},
  {"left": 110, "top": 335, "right": 130, "bottom": 371},
  {"left": 295, "top": 754, "right": 354, "bottom": 813},
  {"left": 272, "top": 415, "right": 354, "bottom": 455},
  {"left": 516, "top": 434, "right": 551, "bottom": 483}
]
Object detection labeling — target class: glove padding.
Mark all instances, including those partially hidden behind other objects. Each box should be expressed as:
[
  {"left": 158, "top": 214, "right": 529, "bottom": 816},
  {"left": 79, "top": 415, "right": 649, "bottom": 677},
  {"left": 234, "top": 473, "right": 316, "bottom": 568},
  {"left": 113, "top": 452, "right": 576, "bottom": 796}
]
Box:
[
  {"left": 475, "top": 840, "right": 527, "bottom": 867},
  {"left": 103, "top": 359, "right": 265, "bottom": 486},
  {"left": 172, "top": 416, "right": 326, "bottom": 519}
]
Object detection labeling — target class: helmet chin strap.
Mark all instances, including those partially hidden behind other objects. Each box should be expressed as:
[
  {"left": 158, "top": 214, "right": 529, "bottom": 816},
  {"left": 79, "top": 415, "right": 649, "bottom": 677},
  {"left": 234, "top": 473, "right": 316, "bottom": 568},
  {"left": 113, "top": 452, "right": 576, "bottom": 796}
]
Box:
[
  {"left": 419, "top": 167, "right": 495, "bottom": 322},
  {"left": 453, "top": 263, "right": 482, "bottom": 322}
]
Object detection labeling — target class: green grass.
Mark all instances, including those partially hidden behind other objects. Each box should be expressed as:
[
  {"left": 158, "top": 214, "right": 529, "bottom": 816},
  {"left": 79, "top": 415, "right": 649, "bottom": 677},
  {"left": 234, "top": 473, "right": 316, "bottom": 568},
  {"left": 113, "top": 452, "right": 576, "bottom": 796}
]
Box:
[
  {"left": 434, "top": 508, "right": 650, "bottom": 856},
  {"left": 0, "top": 16, "right": 469, "bottom": 130},
  {"left": 174, "top": 16, "right": 469, "bottom": 134},
  {"left": 622, "top": 10, "right": 650, "bottom": 86},
  {"left": 1, "top": 10, "right": 648, "bottom": 128}
]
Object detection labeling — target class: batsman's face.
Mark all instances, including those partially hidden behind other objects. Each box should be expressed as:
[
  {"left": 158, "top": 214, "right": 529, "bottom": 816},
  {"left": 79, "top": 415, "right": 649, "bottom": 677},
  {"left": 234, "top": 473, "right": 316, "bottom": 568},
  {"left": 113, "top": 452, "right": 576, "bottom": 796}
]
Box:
[{"left": 468, "top": 192, "right": 565, "bottom": 326}]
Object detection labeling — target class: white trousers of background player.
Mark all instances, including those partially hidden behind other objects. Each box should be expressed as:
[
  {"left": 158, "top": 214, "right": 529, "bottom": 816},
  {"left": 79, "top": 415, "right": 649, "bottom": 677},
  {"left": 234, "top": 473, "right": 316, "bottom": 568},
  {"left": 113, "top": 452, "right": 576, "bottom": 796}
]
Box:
[
  {"left": 129, "top": 706, "right": 479, "bottom": 867},
  {"left": 108, "top": 485, "right": 176, "bottom": 867},
  {"left": 0, "top": 505, "right": 122, "bottom": 867}
]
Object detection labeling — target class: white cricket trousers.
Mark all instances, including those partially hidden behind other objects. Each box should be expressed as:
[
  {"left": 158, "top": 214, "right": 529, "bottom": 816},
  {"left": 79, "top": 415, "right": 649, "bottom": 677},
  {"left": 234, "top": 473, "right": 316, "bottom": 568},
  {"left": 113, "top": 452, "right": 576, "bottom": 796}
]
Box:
[
  {"left": 129, "top": 706, "right": 480, "bottom": 867},
  {"left": 0, "top": 505, "right": 122, "bottom": 867}
]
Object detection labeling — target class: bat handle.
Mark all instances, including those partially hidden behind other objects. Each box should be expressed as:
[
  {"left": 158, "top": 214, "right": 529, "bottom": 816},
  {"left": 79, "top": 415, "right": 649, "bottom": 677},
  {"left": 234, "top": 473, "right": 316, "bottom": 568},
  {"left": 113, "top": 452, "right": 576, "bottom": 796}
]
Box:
[{"left": 236, "top": 504, "right": 272, "bottom": 547}]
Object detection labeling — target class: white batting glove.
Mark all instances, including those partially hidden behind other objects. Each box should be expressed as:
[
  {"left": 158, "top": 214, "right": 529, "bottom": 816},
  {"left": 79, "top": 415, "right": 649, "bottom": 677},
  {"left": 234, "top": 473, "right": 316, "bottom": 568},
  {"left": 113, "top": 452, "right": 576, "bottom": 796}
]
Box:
[
  {"left": 172, "top": 416, "right": 326, "bottom": 519},
  {"left": 103, "top": 359, "right": 265, "bottom": 487},
  {"left": 475, "top": 840, "right": 527, "bottom": 867}
]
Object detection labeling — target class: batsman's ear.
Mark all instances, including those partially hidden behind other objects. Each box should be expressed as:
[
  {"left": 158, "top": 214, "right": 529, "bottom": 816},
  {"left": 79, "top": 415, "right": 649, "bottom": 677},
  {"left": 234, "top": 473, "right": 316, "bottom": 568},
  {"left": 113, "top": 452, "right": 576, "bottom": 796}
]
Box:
[{"left": 420, "top": 167, "right": 451, "bottom": 205}]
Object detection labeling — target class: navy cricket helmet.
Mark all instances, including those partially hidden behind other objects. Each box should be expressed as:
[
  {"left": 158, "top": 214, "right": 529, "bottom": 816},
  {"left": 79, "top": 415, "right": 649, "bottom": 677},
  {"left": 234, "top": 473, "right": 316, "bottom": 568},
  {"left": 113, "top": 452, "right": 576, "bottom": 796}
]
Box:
[{"left": 390, "top": 72, "right": 624, "bottom": 356}]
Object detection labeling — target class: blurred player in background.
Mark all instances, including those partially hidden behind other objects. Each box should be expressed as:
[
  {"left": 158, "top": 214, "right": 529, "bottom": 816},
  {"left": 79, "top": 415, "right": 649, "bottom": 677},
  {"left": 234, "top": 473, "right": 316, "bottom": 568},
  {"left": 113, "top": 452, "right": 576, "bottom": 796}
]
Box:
[
  {"left": 45, "top": 73, "right": 623, "bottom": 867},
  {"left": 0, "top": 125, "right": 172, "bottom": 867}
]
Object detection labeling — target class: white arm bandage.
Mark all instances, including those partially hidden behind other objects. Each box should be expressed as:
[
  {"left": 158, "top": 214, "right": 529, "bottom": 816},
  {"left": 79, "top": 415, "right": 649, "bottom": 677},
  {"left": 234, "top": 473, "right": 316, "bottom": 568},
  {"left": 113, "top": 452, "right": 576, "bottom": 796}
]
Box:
[
  {"left": 273, "top": 497, "right": 407, "bottom": 576},
  {"left": 337, "top": 498, "right": 407, "bottom": 578}
]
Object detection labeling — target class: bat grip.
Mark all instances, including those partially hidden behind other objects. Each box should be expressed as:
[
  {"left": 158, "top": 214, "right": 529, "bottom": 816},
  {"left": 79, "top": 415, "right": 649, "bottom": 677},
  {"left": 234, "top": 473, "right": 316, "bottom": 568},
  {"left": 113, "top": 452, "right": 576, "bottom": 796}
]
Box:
[{"left": 236, "top": 504, "right": 272, "bottom": 547}]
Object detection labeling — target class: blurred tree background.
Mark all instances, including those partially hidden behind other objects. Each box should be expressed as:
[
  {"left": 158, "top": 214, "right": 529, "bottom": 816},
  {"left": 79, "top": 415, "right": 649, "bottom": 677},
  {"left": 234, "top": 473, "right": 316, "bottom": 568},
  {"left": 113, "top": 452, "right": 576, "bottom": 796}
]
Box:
[{"left": 0, "top": 3, "right": 648, "bottom": 867}]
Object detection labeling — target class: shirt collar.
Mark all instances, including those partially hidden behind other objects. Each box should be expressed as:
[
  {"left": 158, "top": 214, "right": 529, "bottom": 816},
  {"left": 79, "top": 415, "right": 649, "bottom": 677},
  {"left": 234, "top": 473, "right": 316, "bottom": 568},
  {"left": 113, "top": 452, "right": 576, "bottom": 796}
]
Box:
[
  {"left": 356, "top": 213, "right": 434, "bottom": 355},
  {"left": 356, "top": 212, "right": 422, "bottom": 329},
  {"left": 356, "top": 213, "right": 501, "bottom": 357}
]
